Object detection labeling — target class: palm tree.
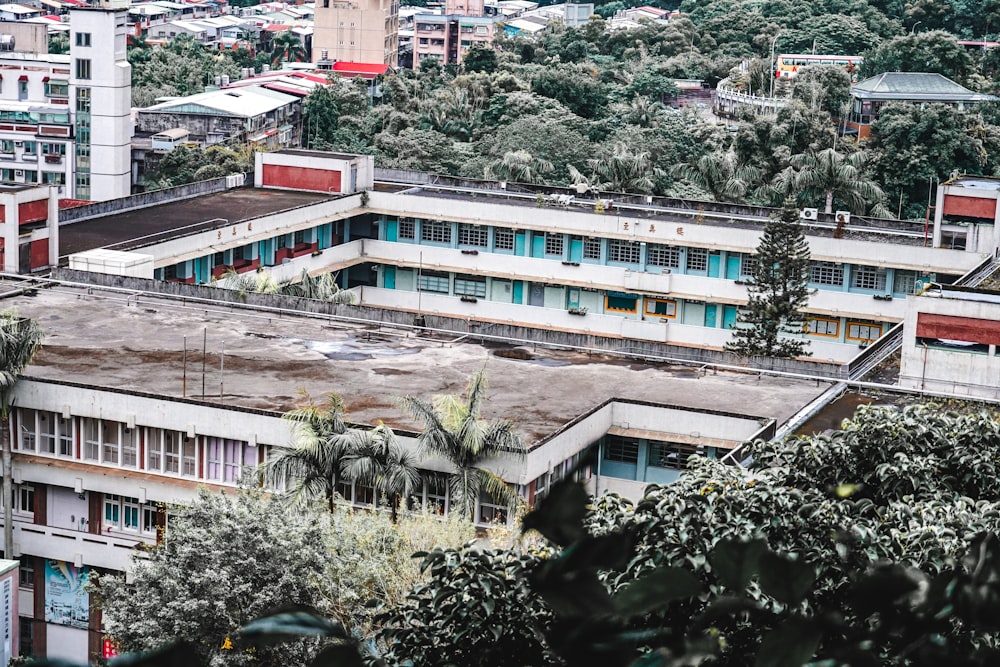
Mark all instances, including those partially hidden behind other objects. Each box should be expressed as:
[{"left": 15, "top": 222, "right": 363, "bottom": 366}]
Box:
[
  {"left": 672, "top": 150, "right": 763, "bottom": 203},
  {"left": 0, "top": 312, "right": 42, "bottom": 558},
  {"left": 260, "top": 392, "right": 351, "bottom": 510},
  {"left": 788, "top": 148, "right": 885, "bottom": 215},
  {"left": 270, "top": 31, "right": 307, "bottom": 66},
  {"left": 341, "top": 422, "right": 421, "bottom": 522},
  {"left": 587, "top": 143, "right": 661, "bottom": 194},
  {"left": 484, "top": 151, "right": 554, "bottom": 184},
  {"left": 398, "top": 369, "right": 525, "bottom": 522}
]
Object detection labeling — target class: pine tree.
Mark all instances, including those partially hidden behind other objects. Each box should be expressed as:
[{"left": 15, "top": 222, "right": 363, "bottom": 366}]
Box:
[{"left": 726, "top": 198, "right": 812, "bottom": 359}]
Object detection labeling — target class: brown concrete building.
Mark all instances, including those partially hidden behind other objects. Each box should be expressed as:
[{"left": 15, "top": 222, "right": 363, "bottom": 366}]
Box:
[{"left": 313, "top": 0, "right": 399, "bottom": 66}]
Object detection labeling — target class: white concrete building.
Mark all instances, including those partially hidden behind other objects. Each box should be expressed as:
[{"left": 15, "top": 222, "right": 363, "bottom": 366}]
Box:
[{"left": 69, "top": 2, "right": 133, "bottom": 201}]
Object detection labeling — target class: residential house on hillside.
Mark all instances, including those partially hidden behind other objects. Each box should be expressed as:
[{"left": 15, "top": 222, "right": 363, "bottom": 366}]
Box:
[{"left": 845, "top": 72, "right": 997, "bottom": 139}]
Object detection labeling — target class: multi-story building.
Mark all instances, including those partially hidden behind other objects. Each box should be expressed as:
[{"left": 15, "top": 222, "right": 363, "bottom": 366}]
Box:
[
  {"left": 14, "top": 149, "right": 1000, "bottom": 662},
  {"left": 312, "top": 0, "right": 398, "bottom": 66},
  {"left": 70, "top": 2, "right": 132, "bottom": 201},
  {"left": 48, "top": 151, "right": 986, "bottom": 372},
  {"left": 413, "top": 0, "right": 495, "bottom": 67},
  {"left": 0, "top": 4, "right": 131, "bottom": 201}
]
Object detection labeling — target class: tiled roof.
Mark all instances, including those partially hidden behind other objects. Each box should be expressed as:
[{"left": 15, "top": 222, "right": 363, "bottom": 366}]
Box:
[{"left": 852, "top": 72, "right": 998, "bottom": 102}]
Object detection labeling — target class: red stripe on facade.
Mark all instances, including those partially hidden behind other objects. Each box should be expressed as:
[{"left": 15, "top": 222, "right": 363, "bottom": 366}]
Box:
[{"left": 916, "top": 312, "right": 1000, "bottom": 346}]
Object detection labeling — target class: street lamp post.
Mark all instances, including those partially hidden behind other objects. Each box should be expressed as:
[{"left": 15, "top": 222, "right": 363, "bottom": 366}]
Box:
[
  {"left": 910, "top": 21, "right": 922, "bottom": 36},
  {"left": 769, "top": 32, "right": 781, "bottom": 98}
]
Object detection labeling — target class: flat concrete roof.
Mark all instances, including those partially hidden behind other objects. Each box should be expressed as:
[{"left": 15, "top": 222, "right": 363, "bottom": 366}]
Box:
[
  {"left": 0, "top": 280, "right": 834, "bottom": 445},
  {"left": 58, "top": 188, "right": 333, "bottom": 259}
]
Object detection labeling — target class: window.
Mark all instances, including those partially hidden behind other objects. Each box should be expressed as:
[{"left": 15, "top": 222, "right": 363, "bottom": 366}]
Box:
[
  {"left": 454, "top": 275, "right": 486, "bottom": 298},
  {"left": 75, "top": 32, "right": 91, "bottom": 47},
  {"left": 806, "top": 317, "right": 840, "bottom": 337},
  {"left": 398, "top": 219, "right": 415, "bottom": 239},
  {"left": 811, "top": 262, "right": 844, "bottom": 286},
  {"left": 0, "top": 140, "right": 13, "bottom": 154},
  {"left": 41, "top": 143, "right": 65, "bottom": 156},
  {"left": 645, "top": 298, "right": 677, "bottom": 318},
  {"left": 420, "top": 220, "right": 451, "bottom": 244},
  {"left": 22, "top": 142, "right": 35, "bottom": 155},
  {"left": 18, "top": 409, "right": 36, "bottom": 452},
  {"left": 44, "top": 80, "right": 68, "bottom": 98},
  {"left": 83, "top": 418, "right": 99, "bottom": 460},
  {"left": 740, "top": 254, "right": 758, "bottom": 278},
  {"left": 13, "top": 485, "right": 33, "bottom": 515},
  {"left": 122, "top": 428, "right": 137, "bottom": 468},
  {"left": 687, "top": 247, "right": 708, "bottom": 272},
  {"left": 604, "top": 438, "right": 639, "bottom": 463},
  {"left": 104, "top": 495, "right": 157, "bottom": 533},
  {"left": 19, "top": 556, "right": 33, "bottom": 589},
  {"left": 417, "top": 270, "right": 449, "bottom": 293},
  {"left": 147, "top": 430, "right": 163, "bottom": 471},
  {"left": 102, "top": 420, "right": 119, "bottom": 464},
  {"left": 544, "top": 233, "right": 564, "bottom": 256},
  {"left": 583, "top": 237, "right": 601, "bottom": 259},
  {"left": 42, "top": 172, "right": 65, "bottom": 187},
  {"left": 423, "top": 474, "right": 448, "bottom": 513},
  {"left": 847, "top": 321, "right": 882, "bottom": 342},
  {"left": 648, "top": 442, "right": 705, "bottom": 470},
  {"left": 164, "top": 430, "right": 180, "bottom": 473},
  {"left": 58, "top": 416, "right": 72, "bottom": 456},
  {"left": 647, "top": 244, "right": 680, "bottom": 268},
  {"left": 74, "top": 59, "right": 91, "bottom": 80},
  {"left": 608, "top": 239, "right": 640, "bottom": 264},
  {"left": 606, "top": 294, "right": 637, "bottom": 313},
  {"left": 38, "top": 411, "right": 56, "bottom": 454},
  {"left": 76, "top": 87, "right": 90, "bottom": 113},
  {"left": 894, "top": 270, "right": 919, "bottom": 294},
  {"left": 532, "top": 472, "right": 549, "bottom": 501},
  {"left": 182, "top": 437, "right": 196, "bottom": 476},
  {"left": 457, "top": 223, "right": 487, "bottom": 247},
  {"left": 852, "top": 266, "right": 887, "bottom": 291},
  {"left": 494, "top": 227, "right": 514, "bottom": 250},
  {"left": 478, "top": 490, "right": 508, "bottom": 525},
  {"left": 206, "top": 438, "right": 255, "bottom": 483}
]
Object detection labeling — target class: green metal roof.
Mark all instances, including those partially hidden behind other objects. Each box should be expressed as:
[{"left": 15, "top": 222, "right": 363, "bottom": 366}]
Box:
[{"left": 851, "top": 72, "right": 998, "bottom": 102}]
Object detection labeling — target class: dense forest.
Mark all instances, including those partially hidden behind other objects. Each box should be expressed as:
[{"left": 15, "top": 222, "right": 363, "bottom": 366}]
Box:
[{"left": 130, "top": 1, "right": 1000, "bottom": 219}]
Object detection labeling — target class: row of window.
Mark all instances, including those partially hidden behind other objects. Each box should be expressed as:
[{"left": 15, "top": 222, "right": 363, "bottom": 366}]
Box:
[
  {"left": 394, "top": 219, "right": 923, "bottom": 292},
  {"left": 16, "top": 410, "right": 259, "bottom": 483},
  {"left": 805, "top": 318, "right": 883, "bottom": 341},
  {"left": 604, "top": 437, "right": 707, "bottom": 471}
]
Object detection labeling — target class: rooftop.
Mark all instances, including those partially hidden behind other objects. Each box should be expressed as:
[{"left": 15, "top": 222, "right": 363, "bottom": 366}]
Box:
[
  {"left": 140, "top": 85, "right": 298, "bottom": 118},
  {"left": 57, "top": 188, "right": 333, "bottom": 258},
  {"left": 3, "top": 280, "right": 833, "bottom": 445},
  {"left": 852, "top": 72, "right": 998, "bottom": 102}
]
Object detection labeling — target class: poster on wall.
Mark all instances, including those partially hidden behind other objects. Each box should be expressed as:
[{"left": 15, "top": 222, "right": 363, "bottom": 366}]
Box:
[
  {"left": 44, "top": 560, "right": 89, "bottom": 629},
  {"left": 0, "top": 576, "right": 11, "bottom": 667}
]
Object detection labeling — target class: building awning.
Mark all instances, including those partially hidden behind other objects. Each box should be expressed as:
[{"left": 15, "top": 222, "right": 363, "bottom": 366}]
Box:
[
  {"left": 18, "top": 75, "right": 27, "bottom": 82},
  {"left": 42, "top": 77, "right": 49, "bottom": 82}
]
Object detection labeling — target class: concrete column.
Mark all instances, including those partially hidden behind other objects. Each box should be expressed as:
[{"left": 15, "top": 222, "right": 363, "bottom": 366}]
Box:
[
  {"left": 3, "top": 195, "right": 18, "bottom": 274},
  {"left": 47, "top": 188, "right": 59, "bottom": 268},
  {"left": 932, "top": 183, "right": 944, "bottom": 248}
]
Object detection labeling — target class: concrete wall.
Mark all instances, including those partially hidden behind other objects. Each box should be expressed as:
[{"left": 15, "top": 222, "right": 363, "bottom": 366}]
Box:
[{"left": 900, "top": 290, "right": 1000, "bottom": 398}]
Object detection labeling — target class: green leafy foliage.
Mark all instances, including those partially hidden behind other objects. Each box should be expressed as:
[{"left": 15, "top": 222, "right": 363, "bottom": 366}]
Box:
[{"left": 726, "top": 199, "right": 812, "bottom": 359}]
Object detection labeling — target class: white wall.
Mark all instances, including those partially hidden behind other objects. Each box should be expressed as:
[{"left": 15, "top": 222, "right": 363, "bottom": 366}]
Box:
[
  {"left": 48, "top": 487, "right": 89, "bottom": 532},
  {"left": 46, "top": 624, "right": 88, "bottom": 661}
]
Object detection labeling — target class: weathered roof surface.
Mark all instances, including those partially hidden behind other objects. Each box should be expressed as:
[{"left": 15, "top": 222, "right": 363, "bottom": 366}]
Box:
[
  {"left": 852, "top": 72, "right": 998, "bottom": 102},
  {"left": 1, "top": 281, "right": 834, "bottom": 446},
  {"left": 57, "top": 188, "right": 333, "bottom": 258},
  {"left": 141, "top": 85, "right": 297, "bottom": 117}
]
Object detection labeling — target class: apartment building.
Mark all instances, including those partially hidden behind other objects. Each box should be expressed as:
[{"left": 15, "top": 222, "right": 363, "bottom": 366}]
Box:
[
  {"left": 413, "top": 0, "right": 495, "bottom": 67},
  {"left": 312, "top": 0, "right": 398, "bottom": 66}
]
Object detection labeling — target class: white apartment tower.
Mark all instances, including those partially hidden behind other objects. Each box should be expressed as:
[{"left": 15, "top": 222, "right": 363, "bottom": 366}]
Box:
[{"left": 69, "top": 2, "right": 132, "bottom": 201}]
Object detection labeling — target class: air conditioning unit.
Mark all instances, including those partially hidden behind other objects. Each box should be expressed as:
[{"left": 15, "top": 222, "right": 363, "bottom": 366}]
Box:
[
  {"left": 13, "top": 141, "right": 22, "bottom": 147},
  {"left": 14, "top": 169, "right": 23, "bottom": 177},
  {"left": 800, "top": 208, "right": 818, "bottom": 221},
  {"left": 835, "top": 210, "right": 852, "bottom": 225}
]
